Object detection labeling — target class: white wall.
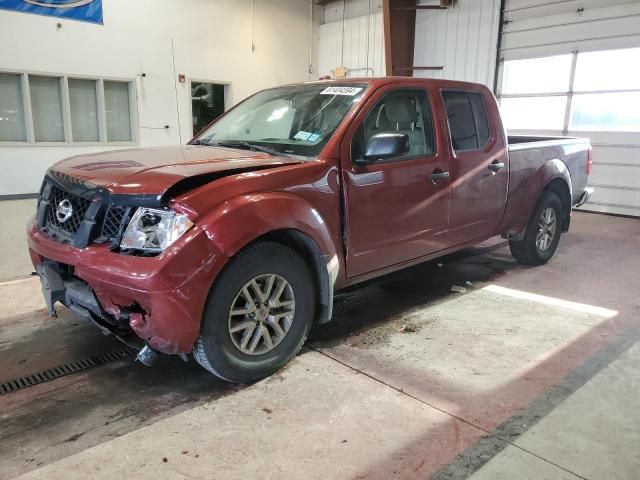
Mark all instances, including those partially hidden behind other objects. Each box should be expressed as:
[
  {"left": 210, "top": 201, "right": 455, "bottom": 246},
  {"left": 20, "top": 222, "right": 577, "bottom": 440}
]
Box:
[
  {"left": 413, "top": 0, "right": 502, "bottom": 87},
  {"left": 318, "top": 11, "right": 386, "bottom": 78},
  {"left": 318, "top": 0, "right": 501, "bottom": 86},
  {"left": 0, "top": 0, "right": 319, "bottom": 195},
  {"left": 318, "top": 0, "right": 385, "bottom": 78},
  {"left": 323, "top": 0, "right": 383, "bottom": 23}
]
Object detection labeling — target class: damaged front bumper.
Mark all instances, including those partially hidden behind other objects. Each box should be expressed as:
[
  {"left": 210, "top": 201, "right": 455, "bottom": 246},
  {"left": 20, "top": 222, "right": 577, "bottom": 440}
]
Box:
[{"left": 27, "top": 217, "right": 227, "bottom": 355}]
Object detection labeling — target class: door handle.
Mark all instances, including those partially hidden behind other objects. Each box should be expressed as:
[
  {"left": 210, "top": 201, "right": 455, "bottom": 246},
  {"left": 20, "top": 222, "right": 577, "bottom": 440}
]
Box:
[
  {"left": 430, "top": 170, "right": 450, "bottom": 184},
  {"left": 488, "top": 161, "right": 505, "bottom": 174}
]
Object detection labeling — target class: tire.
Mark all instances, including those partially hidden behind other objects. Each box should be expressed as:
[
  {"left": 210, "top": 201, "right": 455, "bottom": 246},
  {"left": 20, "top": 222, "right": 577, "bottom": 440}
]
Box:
[
  {"left": 193, "top": 241, "right": 314, "bottom": 383},
  {"left": 509, "top": 191, "right": 563, "bottom": 266}
]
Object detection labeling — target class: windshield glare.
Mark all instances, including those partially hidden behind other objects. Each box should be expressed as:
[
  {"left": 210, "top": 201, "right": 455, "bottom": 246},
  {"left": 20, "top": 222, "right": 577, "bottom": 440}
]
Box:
[{"left": 196, "top": 84, "right": 367, "bottom": 157}]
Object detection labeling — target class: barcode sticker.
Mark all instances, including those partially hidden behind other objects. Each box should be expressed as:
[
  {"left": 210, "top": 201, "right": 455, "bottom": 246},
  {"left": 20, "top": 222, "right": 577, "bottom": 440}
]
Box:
[{"left": 320, "top": 86, "right": 363, "bottom": 96}]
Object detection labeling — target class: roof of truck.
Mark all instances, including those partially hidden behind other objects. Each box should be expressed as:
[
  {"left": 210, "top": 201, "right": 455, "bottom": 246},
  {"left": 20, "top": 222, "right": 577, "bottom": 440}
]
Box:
[{"left": 302, "top": 76, "right": 490, "bottom": 91}]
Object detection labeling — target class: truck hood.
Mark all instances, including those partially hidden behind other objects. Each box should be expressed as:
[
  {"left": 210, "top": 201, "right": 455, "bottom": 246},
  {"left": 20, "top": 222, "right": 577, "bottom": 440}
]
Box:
[{"left": 49, "top": 145, "right": 302, "bottom": 198}]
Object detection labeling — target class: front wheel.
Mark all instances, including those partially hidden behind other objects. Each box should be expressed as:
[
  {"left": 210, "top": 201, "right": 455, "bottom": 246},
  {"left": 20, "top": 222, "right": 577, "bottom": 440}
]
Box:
[
  {"left": 193, "top": 241, "right": 314, "bottom": 383},
  {"left": 509, "top": 191, "right": 563, "bottom": 266}
]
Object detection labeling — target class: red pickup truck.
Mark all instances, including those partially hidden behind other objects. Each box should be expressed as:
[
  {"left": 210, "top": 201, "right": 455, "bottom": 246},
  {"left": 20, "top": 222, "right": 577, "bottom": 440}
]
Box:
[{"left": 28, "top": 77, "right": 592, "bottom": 382}]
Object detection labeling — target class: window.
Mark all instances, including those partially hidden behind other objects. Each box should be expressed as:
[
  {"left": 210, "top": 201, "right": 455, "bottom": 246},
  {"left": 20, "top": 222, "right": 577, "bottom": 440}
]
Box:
[
  {"left": 570, "top": 92, "right": 640, "bottom": 132},
  {"left": 469, "top": 93, "right": 490, "bottom": 147},
  {"left": 104, "top": 81, "right": 132, "bottom": 141},
  {"left": 501, "top": 55, "right": 573, "bottom": 95},
  {"left": 0, "top": 71, "right": 135, "bottom": 144},
  {"left": 198, "top": 83, "right": 367, "bottom": 157},
  {"left": 0, "top": 73, "right": 26, "bottom": 141},
  {"left": 442, "top": 91, "right": 491, "bottom": 151},
  {"left": 499, "top": 47, "right": 640, "bottom": 133},
  {"left": 500, "top": 96, "right": 567, "bottom": 131},
  {"left": 352, "top": 89, "right": 435, "bottom": 161},
  {"left": 30, "top": 76, "right": 64, "bottom": 142},
  {"left": 191, "top": 82, "right": 226, "bottom": 135},
  {"left": 69, "top": 79, "right": 99, "bottom": 142},
  {"left": 573, "top": 48, "right": 640, "bottom": 92}
]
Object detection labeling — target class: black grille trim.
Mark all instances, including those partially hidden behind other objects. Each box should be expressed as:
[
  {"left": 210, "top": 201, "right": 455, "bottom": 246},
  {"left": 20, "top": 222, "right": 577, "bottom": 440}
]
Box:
[
  {"left": 44, "top": 185, "right": 92, "bottom": 242},
  {"left": 97, "top": 205, "right": 134, "bottom": 244},
  {"left": 38, "top": 174, "right": 133, "bottom": 248}
]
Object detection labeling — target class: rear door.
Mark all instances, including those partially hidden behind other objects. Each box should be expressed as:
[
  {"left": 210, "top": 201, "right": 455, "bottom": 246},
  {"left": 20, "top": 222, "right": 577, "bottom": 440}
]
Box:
[
  {"left": 341, "top": 85, "right": 452, "bottom": 277},
  {"left": 441, "top": 89, "right": 508, "bottom": 244}
]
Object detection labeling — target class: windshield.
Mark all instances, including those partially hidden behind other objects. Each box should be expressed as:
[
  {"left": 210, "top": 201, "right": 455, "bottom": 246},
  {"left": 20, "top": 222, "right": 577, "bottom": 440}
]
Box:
[{"left": 194, "top": 84, "right": 368, "bottom": 157}]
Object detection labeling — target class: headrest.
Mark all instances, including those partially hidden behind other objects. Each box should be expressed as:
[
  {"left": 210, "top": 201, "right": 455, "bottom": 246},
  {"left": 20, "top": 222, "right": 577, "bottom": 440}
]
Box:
[{"left": 384, "top": 95, "right": 417, "bottom": 124}]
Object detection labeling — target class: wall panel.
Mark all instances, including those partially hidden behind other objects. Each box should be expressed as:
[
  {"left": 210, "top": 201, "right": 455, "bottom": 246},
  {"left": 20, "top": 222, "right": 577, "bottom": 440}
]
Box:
[
  {"left": 413, "top": 0, "right": 501, "bottom": 87},
  {"left": 319, "top": 11, "right": 386, "bottom": 78},
  {"left": 502, "top": 0, "right": 640, "bottom": 59}
]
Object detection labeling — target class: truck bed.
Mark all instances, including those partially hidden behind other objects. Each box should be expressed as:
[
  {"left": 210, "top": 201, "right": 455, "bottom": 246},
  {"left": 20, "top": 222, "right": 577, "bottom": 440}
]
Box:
[{"left": 507, "top": 135, "right": 591, "bottom": 205}]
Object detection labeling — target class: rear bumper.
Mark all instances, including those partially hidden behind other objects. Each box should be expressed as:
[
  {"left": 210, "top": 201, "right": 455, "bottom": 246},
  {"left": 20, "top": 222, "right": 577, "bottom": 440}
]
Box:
[
  {"left": 574, "top": 187, "right": 594, "bottom": 208},
  {"left": 27, "top": 217, "right": 227, "bottom": 354}
]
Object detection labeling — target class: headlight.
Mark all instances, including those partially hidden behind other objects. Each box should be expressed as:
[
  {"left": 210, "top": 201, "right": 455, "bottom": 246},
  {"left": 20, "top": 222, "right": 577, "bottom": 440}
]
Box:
[{"left": 120, "top": 208, "right": 193, "bottom": 252}]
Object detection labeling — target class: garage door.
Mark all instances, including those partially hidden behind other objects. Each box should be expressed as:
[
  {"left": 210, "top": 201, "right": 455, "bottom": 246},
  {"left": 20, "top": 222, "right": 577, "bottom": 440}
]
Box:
[{"left": 496, "top": 0, "right": 640, "bottom": 217}]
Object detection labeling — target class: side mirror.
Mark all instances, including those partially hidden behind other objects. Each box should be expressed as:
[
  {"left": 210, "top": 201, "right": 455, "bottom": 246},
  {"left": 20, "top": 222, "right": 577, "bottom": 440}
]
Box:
[{"left": 360, "top": 133, "right": 409, "bottom": 163}]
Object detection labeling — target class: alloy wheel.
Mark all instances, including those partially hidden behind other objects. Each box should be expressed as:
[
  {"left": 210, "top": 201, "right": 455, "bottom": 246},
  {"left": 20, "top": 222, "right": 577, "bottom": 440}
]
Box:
[
  {"left": 227, "top": 274, "right": 295, "bottom": 355},
  {"left": 536, "top": 207, "right": 557, "bottom": 251}
]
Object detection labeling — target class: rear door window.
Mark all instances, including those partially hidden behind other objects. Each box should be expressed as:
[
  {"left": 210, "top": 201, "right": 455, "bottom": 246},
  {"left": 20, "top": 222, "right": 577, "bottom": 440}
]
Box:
[{"left": 442, "top": 91, "right": 491, "bottom": 152}]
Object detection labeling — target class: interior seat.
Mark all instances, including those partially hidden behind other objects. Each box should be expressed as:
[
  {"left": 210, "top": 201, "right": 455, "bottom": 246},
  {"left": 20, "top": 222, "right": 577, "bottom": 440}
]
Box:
[{"left": 379, "top": 95, "right": 424, "bottom": 155}]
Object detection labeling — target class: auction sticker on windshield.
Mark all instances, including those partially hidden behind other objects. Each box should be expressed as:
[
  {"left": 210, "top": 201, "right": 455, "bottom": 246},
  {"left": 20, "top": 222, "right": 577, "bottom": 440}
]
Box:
[{"left": 320, "top": 86, "right": 363, "bottom": 96}]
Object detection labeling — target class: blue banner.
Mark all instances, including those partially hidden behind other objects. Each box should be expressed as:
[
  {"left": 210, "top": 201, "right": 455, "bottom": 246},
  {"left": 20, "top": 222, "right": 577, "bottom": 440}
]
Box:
[{"left": 0, "top": 0, "right": 103, "bottom": 24}]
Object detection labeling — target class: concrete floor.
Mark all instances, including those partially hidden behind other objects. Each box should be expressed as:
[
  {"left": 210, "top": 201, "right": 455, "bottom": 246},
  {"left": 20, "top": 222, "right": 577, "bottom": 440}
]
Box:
[
  {"left": 0, "top": 199, "right": 36, "bottom": 282},
  {"left": 1, "top": 199, "right": 639, "bottom": 479}
]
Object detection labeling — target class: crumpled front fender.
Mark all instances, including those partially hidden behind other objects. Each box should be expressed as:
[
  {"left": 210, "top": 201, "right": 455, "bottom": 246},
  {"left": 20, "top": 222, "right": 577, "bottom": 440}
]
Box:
[{"left": 197, "top": 191, "right": 338, "bottom": 262}]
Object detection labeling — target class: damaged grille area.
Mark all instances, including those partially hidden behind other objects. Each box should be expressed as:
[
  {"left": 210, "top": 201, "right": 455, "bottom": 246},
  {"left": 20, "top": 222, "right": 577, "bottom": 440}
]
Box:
[
  {"left": 37, "top": 175, "right": 135, "bottom": 248},
  {"left": 44, "top": 185, "right": 92, "bottom": 241},
  {"left": 100, "top": 205, "right": 131, "bottom": 242}
]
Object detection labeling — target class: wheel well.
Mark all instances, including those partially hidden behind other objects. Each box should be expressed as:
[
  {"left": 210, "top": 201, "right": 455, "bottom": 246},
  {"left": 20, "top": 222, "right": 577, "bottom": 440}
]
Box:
[
  {"left": 242, "top": 229, "right": 333, "bottom": 324},
  {"left": 544, "top": 178, "right": 571, "bottom": 232}
]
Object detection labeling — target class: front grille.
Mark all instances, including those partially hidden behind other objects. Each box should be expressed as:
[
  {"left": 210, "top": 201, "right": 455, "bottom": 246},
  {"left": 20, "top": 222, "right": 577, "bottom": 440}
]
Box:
[
  {"left": 100, "top": 205, "right": 131, "bottom": 243},
  {"left": 45, "top": 185, "right": 92, "bottom": 240},
  {"left": 37, "top": 174, "right": 134, "bottom": 248}
]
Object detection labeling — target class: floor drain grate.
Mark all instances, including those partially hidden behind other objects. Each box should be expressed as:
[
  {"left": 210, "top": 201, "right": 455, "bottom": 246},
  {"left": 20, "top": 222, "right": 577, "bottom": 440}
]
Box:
[{"left": 0, "top": 347, "right": 135, "bottom": 395}]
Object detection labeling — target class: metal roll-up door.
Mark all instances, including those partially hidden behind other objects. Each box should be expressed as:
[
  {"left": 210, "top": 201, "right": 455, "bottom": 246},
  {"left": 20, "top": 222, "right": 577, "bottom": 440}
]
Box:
[{"left": 497, "top": 0, "right": 640, "bottom": 217}]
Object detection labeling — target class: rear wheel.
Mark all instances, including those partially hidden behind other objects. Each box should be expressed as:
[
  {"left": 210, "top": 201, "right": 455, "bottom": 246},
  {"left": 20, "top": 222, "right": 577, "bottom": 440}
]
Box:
[
  {"left": 193, "top": 241, "right": 314, "bottom": 383},
  {"left": 509, "top": 191, "right": 563, "bottom": 266}
]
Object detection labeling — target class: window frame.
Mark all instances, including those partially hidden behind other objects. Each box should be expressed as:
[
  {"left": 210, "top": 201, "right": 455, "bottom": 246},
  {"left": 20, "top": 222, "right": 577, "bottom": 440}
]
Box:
[
  {"left": 441, "top": 89, "right": 494, "bottom": 153},
  {"left": 0, "top": 69, "right": 138, "bottom": 146},
  {"left": 350, "top": 87, "right": 437, "bottom": 165},
  {"left": 497, "top": 48, "right": 640, "bottom": 134},
  {"left": 188, "top": 77, "right": 230, "bottom": 138}
]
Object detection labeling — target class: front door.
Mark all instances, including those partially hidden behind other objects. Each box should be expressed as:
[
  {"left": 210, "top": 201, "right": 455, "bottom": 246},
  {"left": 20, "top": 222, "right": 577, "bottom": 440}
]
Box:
[
  {"left": 342, "top": 87, "right": 451, "bottom": 278},
  {"left": 441, "top": 89, "right": 508, "bottom": 245}
]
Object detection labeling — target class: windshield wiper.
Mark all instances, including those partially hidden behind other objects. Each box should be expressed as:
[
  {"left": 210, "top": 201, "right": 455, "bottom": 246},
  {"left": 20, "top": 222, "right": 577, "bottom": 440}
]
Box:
[
  {"left": 188, "top": 139, "right": 213, "bottom": 146},
  {"left": 214, "top": 140, "right": 285, "bottom": 157}
]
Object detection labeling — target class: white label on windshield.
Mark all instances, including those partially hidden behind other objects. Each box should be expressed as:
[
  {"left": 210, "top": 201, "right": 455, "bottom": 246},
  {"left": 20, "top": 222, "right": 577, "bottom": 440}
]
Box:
[
  {"left": 294, "top": 131, "right": 312, "bottom": 141},
  {"left": 320, "top": 86, "right": 363, "bottom": 96}
]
